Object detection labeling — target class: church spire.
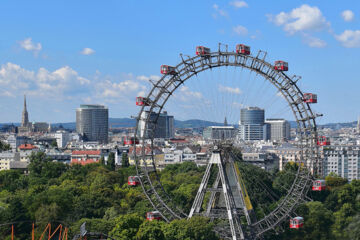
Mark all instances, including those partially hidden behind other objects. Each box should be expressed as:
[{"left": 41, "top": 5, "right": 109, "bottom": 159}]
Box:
[
  {"left": 21, "top": 94, "right": 29, "bottom": 127},
  {"left": 24, "top": 94, "right": 27, "bottom": 111}
]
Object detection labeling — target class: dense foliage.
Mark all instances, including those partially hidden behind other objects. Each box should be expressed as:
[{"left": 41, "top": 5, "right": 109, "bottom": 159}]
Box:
[
  {"left": 0, "top": 152, "right": 215, "bottom": 239},
  {"left": 0, "top": 152, "right": 359, "bottom": 239},
  {"left": 0, "top": 140, "right": 11, "bottom": 152}
]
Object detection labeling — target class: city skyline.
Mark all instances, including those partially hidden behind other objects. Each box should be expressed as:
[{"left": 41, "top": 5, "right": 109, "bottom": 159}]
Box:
[{"left": 0, "top": 1, "right": 360, "bottom": 123}]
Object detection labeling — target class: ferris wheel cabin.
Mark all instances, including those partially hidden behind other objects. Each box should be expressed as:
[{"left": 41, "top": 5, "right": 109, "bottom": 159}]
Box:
[
  {"left": 274, "top": 61, "right": 288, "bottom": 71},
  {"left": 236, "top": 44, "right": 251, "bottom": 55},
  {"left": 312, "top": 179, "right": 326, "bottom": 191},
  {"left": 196, "top": 46, "right": 211, "bottom": 56},
  {"left": 136, "top": 97, "right": 150, "bottom": 106},
  {"left": 317, "top": 136, "right": 330, "bottom": 146},
  {"left": 303, "top": 93, "right": 317, "bottom": 103},
  {"left": 146, "top": 211, "right": 162, "bottom": 221},
  {"left": 290, "top": 217, "right": 304, "bottom": 229},
  {"left": 128, "top": 176, "right": 140, "bottom": 186},
  {"left": 160, "top": 65, "right": 177, "bottom": 75}
]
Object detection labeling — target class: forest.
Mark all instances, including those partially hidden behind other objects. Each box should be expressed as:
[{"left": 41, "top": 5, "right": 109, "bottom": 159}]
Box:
[{"left": 0, "top": 152, "right": 359, "bottom": 240}]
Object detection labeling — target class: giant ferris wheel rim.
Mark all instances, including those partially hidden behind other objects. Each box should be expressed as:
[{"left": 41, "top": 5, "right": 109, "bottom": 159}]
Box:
[{"left": 133, "top": 44, "right": 319, "bottom": 237}]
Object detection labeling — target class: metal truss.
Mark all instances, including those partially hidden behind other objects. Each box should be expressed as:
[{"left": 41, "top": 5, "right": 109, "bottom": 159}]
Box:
[
  {"left": 133, "top": 44, "right": 320, "bottom": 238},
  {"left": 189, "top": 147, "right": 246, "bottom": 240}
]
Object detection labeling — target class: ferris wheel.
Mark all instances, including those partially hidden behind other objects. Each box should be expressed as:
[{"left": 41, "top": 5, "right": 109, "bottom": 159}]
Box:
[{"left": 132, "top": 43, "right": 322, "bottom": 240}]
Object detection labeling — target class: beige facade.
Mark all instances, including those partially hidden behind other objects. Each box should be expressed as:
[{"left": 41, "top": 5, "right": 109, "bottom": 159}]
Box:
[{"left": 0, "top": 152, "right": 31, "bottom": 171}]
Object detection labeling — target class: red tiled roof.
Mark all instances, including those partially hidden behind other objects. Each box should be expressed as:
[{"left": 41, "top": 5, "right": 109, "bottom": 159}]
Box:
[
  {"left": 169, "top": 138, "right": 188, "bottom": 143},
  {"left": 72, "top": 150, "right": 101, "bottom": 155},
  {"left": 18, "top": 144, "right": 37, "bottom": 150},
  {"left": 129, "top": 146, "right": 162, "bottom": 155}
]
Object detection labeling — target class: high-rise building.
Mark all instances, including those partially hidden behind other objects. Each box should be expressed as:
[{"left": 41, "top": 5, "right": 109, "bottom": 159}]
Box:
[
  {"left": 265, "top": 119, "right": 291, "bottom": 141},
  {"left": 357, "top": 116, "right": 360, "bottom": 134},
  {"left": 138, "top": 111, "right": 174, "bottom": 139},
  {"left": 323, "top": 146, "right": 360, "bottom": 181},
  {"left": 238, "top": 107, "right": 266, "bottom": 141},
  {"left": 76, "top": 104, "right": 108, "bottom": 143}
]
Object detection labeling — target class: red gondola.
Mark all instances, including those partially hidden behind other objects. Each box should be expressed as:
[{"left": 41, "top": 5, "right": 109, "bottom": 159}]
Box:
[
  {"left": 236, "top": 44, "right": 250, "bottom": 55},
  {"left": 146, "top": 211, "right": 162, "bottom": 221},
  {"left": 312, "top": 179, "right": 326, "bottom": 191},
  {"left": 123, "top": 136, "right": 139, "bottom": 145},
  {"left": 303, "top": 93, "right": 317, "bottom": 103},
  {"left": 160, "top": 65, "right": 177, "bottom": 75},
  {"left": 196, "top": 46, "right": 211, "bottom": 56},
  {"left": 290, "top": 217, "right": 304, "bottom": 229},
  {"left": 128, "top": 176, "right": 140, "bottom": 186},
  {"left": 317, "top": 136, "right": 330, "bottom": 146},
  {"left": 274, "top": 61, "right": 288, "bottom": 71},
  {"left": 136, "top": 97, "right": 150, "bottom": 106}
]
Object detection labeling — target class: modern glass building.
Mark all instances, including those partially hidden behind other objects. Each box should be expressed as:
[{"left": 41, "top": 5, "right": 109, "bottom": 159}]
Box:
[
  {"left": 138, "top": 111, "right": 174, "bottom": 139},
  {"left": 238, "top": 107, "right": 265, "bottom": 141},
  {"left": 76, "top": 104, "right": 108, "bottom": 143}
]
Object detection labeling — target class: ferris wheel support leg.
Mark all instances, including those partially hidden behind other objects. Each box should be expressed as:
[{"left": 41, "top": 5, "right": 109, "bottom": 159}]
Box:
[
  {"left": 206, "top": 173, "right": 221, "bottom": 215},
  {"left": 188, "top": 161, "right": 213, "bottom": 218},
  {"left": 217, "top": 156, "right": 245, "bottom": 240}
]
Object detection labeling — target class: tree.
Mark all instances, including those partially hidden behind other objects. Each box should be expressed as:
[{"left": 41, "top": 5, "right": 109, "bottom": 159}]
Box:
[
  {"left": 325, "top": 173, "right": 348, "bottom": 188},
  {"left": 71, "top": 218, "right": 114, "bottom": 237},
  {"left": 0, "top": 141, "right": 11, "bottom": 152},
  {"left": 345, "top": 214, "right": 360, "bottom": 240},
  {"left": 110, "top": 213, "right": 144, "bottom": 240},
  {"left": 99, "top": 156, "right": 105, "bottom": 165},
  {"left": 163, "top": 217, "right": 218, "bottom": 240},
  {"left": 121, "top": 152, "right": 129, "bottom": 168},
  {"left": 332, "top": 203, "right": 355, "bottom": 239},
  {"left": 50, "top": 139, "right": 58, "bottom": 148},
  {"left": 34, "top": 203, "right": 61, "bottom": 224},
  {"left": 273, "top": 163, "right": 298, "bottom": 196},
  {"left": 287, "top": 201, "right": 335, "bottom": 240},
  {"left": 107, "top": 152, "right": 115, "bottom": 171},
  {"left": 136, "top": 220, "right": 165, "bottom": 240}
]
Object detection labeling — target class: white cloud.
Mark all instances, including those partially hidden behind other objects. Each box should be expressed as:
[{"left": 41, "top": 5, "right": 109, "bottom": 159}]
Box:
[
  {"left": 174, "top": 86, "right": 203, "bottom": 102},
  {"left": 233, "top": 25, "right": 248, "bottom": 36},
  {"left": 81, "top": 48, "right": 95, "bottom": 55},
  {"left": 0, "top": 63, "right": 90, "bottom": 98},
  {"left": 302, "top": 34, "right": 327, "bottom": 48},
  {"left": 341, "top": 10, "right": 354, "bottom": 22},
  {"left": 219, "top": 85, "right": 242, "bottom": 94},
  {"left": 335, "top": 30, "right": 360, "bottom": 48},
  {"left": 136, "top": 75, "right": 161, "bottom": 82},
  {"left": 213, "top": 4, "right": 228, "bottom": 18},
  {"left": 18, "top": 38, "right": 42, "bottom": 53},
  {"left": 229, "top": 1, "right": 248, "bottom": 8},
  {"left": 268, "top": 5, "right": 330, "bottom": 34},
  {"left": 232, "top": 102, "right": 244, "bottom": 108}
]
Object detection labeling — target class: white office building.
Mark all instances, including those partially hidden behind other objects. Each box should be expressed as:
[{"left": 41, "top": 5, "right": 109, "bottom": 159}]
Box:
[{"left": 265, "top": 119, "right": 291, "bottom": 141}]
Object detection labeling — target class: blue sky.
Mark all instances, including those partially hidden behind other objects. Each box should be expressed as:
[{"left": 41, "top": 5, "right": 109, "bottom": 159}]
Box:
[{"left": 0, "top": 0, "right": 360, "bottom": 124}]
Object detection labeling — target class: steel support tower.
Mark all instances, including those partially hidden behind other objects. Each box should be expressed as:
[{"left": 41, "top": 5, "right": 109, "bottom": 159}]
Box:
[{"left": 188, "top": 145, "right": 254, "bottom": 240}]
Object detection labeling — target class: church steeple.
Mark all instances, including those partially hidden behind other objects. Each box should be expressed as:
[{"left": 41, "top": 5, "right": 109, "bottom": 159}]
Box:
[
  {"left": 21, "top": 95, "right": 29, "bottom": 127},
  {"left": 224, "top": 117, "right": 228, "bottom": 126}
]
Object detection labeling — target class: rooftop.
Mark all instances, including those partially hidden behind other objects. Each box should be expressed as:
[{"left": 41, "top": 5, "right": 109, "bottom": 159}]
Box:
[{"left": 78, "top": 104, "right": 107, "bottom": 109}]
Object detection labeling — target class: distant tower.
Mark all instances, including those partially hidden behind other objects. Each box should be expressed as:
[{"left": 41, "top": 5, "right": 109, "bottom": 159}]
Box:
[
  {"left": 224, "top": 117, "right": 228, "bottom": 126},
  {"left": 357, "top": 116, "right": 360, "bottom": 133},
  {"left": 21, "top": 95, "right": 29, "bottom": 127}
]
